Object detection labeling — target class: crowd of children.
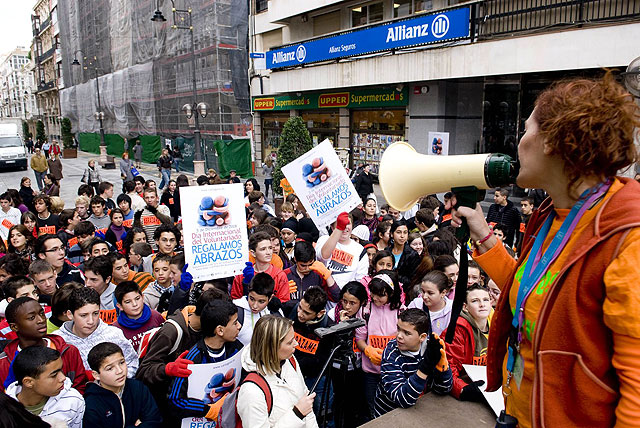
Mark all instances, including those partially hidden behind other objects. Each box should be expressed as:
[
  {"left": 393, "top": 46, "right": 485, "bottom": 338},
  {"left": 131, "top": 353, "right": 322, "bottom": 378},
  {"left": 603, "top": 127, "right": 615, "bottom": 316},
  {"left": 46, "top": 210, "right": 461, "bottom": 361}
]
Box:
[{"left": 0, "top": 165, "right": 542, "bottom": 428}]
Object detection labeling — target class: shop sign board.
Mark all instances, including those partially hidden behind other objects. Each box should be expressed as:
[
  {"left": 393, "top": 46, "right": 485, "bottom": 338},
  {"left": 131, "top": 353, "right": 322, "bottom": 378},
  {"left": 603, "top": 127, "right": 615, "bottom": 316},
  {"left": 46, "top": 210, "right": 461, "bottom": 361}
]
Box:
[
  {"left": 266, "top": 6, "right": 470, "bottom": 69},
  {"left": 252, "top": 87, "right": 408, "bottom": 111}
]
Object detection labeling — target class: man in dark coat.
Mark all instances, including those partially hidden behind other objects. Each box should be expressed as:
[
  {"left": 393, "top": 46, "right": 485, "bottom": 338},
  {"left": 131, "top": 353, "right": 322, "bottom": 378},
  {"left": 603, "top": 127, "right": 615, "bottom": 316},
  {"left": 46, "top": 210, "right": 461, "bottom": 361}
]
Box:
[
  {"left": 485, "top": 187, "right": 521, "bottom": 247},
  {"left": 354, "top": 164, "right": 374, "bottom": 203}
]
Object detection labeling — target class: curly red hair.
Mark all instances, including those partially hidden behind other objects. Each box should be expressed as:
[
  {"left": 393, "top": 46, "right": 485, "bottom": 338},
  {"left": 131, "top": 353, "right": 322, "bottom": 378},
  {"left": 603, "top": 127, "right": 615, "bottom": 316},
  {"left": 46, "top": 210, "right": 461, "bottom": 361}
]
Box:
[{"left": 534, "top": 71, "right": 640, "bottom": 191}]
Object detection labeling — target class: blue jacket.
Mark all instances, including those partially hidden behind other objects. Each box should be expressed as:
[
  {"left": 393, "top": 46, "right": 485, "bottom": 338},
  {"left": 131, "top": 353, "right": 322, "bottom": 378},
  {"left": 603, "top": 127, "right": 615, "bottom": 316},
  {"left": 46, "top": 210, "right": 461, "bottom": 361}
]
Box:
[
  {"left": 374, "top": 339, "right": 453, "bottom": 417},
  {"left": 83, "top": 378, "right": 162, "bottom": 427}
]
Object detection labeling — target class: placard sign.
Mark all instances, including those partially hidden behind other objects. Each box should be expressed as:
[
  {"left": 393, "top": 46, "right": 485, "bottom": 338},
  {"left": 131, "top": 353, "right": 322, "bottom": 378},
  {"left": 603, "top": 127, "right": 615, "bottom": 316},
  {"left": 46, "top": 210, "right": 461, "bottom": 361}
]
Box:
[
  {"left": 428, "top": 131, "right": 450, "bottom": 156},
  {"left": 180, "top": 350, "right": 244, "bottom": 428},
  {"left": 180, "top": 183, "right": 249, "bottom": 281},
  {"left": 282, "top": 139, "right": 361, "bottom": 228}
]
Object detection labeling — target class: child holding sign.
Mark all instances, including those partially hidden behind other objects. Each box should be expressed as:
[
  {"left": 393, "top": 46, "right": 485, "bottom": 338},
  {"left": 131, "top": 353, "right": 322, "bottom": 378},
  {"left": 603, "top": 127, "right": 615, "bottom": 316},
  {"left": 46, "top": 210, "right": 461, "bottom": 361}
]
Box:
[{"left": 168, "top": 299, "right": 243, "bottom": 421}]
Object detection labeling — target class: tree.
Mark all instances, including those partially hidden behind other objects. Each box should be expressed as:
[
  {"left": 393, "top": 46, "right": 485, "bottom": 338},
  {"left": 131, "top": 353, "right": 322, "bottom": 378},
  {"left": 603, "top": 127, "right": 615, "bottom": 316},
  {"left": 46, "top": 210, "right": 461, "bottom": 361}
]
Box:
[
  {"left": 21, "top": 121, "right": 32, "bottom": 140},
  {"left": 272, "top": 116, "right": 313, "bottom": 196},
  {"left": 61, "top": 118, "right": 74, "bottom": 149},
  {"left": 35, "top": 120, "right": 46, "bottom": 143}
]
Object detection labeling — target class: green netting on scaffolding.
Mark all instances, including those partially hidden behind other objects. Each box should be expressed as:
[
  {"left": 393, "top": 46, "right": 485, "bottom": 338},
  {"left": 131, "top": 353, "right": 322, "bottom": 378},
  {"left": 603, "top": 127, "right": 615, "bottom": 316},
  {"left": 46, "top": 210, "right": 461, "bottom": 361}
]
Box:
[{"left": 57, "top": 0, "right": 251, "bottom": 147}]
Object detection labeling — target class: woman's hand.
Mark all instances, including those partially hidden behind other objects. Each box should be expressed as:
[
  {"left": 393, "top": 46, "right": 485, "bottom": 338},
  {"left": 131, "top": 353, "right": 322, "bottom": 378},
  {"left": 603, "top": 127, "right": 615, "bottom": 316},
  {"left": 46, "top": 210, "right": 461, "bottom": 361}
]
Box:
[
  {"left": 295, "top": 392, "right": 316, "bottom": 416},
  {"left": 445, "top": 195, "right": 496, "bottom": 253}
]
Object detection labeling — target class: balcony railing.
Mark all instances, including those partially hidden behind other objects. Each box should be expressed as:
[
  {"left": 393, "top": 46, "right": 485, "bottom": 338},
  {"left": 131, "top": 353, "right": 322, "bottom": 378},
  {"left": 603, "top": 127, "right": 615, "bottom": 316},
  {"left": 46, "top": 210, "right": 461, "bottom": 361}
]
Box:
[
  {"left": 476, "top": 0, "right": 640, "bottom": 39},
  {"left": 38, "top": 16, "right": 51, "bottom": 35},
  {"left": 37, "top": 46, "right": 55, "bottom": 64},
  {"left": 37, "top": 80, "right": 55, "bottom": 93}
]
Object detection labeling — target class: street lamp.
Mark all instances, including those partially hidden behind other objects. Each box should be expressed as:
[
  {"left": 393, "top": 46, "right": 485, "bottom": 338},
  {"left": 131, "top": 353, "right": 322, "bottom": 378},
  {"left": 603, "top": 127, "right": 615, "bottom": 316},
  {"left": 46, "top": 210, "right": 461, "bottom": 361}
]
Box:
[
  {"left": 71, "top": 49, "right": 108, "bottom": 166},
  {"left": 152, "top": 0, "right": 206, "bottom": 176}
]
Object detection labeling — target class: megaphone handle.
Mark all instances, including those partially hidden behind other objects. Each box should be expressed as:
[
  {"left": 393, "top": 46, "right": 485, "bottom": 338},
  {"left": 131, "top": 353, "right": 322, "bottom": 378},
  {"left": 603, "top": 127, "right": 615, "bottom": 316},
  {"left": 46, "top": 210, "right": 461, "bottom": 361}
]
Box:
[{"left": 451, "top": 186, "right": 484, "bottom": 243}]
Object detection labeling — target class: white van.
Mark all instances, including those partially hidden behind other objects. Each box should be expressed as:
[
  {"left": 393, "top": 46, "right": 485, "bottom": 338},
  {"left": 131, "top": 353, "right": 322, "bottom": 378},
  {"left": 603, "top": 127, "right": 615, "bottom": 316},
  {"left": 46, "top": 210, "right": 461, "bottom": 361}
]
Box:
[{"left": 0, "top": 124, "right": 27, "bottom": 170}]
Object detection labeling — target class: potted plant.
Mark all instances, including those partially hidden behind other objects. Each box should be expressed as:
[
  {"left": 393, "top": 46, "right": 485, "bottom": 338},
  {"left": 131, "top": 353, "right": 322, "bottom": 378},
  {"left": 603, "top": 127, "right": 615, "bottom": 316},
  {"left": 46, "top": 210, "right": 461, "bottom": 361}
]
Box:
[
  {"left": 61, "top": 117, "right": 77, "bottom": 158},
  {"left": 272, "top": 116, "right": 313, "bottom": 214}
]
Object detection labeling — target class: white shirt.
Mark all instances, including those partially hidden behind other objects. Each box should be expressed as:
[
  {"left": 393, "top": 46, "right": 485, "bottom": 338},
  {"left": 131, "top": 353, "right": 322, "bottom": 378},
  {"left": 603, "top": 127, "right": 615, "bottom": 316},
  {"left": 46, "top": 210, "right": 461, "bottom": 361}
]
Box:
[
  {"left": 0, "top": 207, "right": 21, "bottom": 240},
  {"left": 316, "top": 235, "right": 368, "bottom": 288}
]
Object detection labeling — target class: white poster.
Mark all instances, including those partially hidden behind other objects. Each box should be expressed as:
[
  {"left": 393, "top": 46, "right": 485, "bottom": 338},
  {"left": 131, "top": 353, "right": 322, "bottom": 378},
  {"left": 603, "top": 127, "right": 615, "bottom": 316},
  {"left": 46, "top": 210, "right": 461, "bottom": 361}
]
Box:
[
  {"left": 282, "top": 139, "right": 361, "bottom": 229},
  {"left": 180, "top": 183, "right": 249, "bottom": 282},
  {"left": 428, "top": 131, "right": 450, "bottom": 156},
  {"left": 462, "top": 364, "right": 504, "bottom": 416},
  {"left": 181, "top": 350, "right": 244, "bottom": 428}
]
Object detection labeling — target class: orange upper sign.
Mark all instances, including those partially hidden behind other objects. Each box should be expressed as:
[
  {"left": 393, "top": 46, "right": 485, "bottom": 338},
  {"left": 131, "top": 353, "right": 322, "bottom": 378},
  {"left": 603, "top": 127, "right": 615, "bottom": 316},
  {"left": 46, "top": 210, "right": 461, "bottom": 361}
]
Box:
[
  {"left": 253, "top": 98, "right": 275, "bottom": 110},
  {"left": 318, "top": 92, "right": 349, "bottom": 108}
]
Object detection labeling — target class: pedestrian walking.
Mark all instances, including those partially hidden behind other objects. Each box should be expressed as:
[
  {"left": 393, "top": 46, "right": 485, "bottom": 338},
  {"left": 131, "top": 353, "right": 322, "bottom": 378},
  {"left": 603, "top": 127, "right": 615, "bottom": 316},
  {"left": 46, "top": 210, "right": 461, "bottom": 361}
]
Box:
[
  {"left": 157, "top": 148, "right": 173, "bottom": 190},
  {"left": 120, "top": 152, "right": 135, "bottom": 183},
  {"left": 133, "top": 140, "right": 143, "bottom": 168},
  {"left": 30, "top": 147, "right": 48, "bottom": 191},
  {"left": 47, "top": 152, "right": 64, "bottom": 183},
  {"left": 41, "top": 140, "right": 51, "bottom": 158},
  {"left": 81, "top": 158, "right": 102, "bottom": 194},
  {"left": 50, "top": 140, "right": 61, "bottom": 158},
  {"left": 172, "top": 146, "right": 182, "bottom": 172},
  {"left": 262, "top": 157, "right": 274, "bottom": 200}
]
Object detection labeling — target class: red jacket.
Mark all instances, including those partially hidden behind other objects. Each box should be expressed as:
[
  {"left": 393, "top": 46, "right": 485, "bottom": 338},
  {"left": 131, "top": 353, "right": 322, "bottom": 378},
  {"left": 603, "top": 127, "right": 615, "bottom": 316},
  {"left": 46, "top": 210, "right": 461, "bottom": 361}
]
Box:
[
  {"left": 0, "top": 334, "right": 88, "bottom": 394},
  {"left": 442, "top": 315, "right": 485, "bottom": 399},
  {"left": 230, "top": 263, "right": 290, "bottom": 302},
  {"left": 479, "top": 178, "right": 640, "bottom": 427}
]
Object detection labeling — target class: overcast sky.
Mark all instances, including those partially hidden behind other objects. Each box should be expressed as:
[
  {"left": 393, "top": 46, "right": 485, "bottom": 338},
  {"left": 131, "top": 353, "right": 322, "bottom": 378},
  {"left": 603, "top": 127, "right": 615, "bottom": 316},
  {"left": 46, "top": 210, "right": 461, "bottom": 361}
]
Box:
[{"left": 0, "top": 3, "right": 34, "bottom": 58}]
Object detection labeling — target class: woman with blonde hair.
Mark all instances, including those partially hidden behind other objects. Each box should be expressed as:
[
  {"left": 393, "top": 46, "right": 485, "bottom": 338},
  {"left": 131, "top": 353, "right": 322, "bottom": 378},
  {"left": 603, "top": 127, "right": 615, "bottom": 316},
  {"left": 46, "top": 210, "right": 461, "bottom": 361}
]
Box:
[
  {"left": 81, "top": 158, "right": 102, "bottom": 194},
  {"left": 237, "top": 315, "right": 318, "bottom": 428}
]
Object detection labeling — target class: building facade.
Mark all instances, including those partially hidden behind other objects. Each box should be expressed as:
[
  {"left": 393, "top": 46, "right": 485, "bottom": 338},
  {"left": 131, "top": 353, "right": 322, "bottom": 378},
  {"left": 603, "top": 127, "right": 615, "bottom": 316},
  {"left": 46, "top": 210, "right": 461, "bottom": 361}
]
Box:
[
  {"left": 0, "top": 47, "right": 38, "bottom": 131},
  {"left": 55, "top": 0, "right": 251, "bottom": 172},
  {"left": 31, "top": 0, "right": 63, "bottom": 142},
  {"left": 249, "top": 0, "right": 640, "bottom": 174}
]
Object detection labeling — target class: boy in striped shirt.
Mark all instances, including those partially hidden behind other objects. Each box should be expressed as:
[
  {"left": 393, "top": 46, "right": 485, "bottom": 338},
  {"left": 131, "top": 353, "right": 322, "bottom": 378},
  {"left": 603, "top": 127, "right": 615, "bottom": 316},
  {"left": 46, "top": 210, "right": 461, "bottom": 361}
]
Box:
[{"left": 374, "top": 308, "right": 453, "bottom": 417}]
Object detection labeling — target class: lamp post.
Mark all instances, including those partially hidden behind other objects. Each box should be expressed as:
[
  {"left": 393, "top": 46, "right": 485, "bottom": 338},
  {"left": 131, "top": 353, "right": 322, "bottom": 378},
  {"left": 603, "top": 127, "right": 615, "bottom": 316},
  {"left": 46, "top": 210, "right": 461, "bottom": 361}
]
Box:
[
  {"left": 152, "top": 1, "right": 207, "bottom": 176},
  {"left": 71, "top": 50, "right": 108, "bottom": 166}
]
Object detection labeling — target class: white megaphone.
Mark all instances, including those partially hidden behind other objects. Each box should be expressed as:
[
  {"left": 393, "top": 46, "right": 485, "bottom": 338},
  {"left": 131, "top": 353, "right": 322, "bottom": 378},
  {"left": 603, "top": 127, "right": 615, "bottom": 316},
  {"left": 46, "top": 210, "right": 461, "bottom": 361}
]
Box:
[{"left": 379, "top": 141, "right": 518, "bottom": 211}]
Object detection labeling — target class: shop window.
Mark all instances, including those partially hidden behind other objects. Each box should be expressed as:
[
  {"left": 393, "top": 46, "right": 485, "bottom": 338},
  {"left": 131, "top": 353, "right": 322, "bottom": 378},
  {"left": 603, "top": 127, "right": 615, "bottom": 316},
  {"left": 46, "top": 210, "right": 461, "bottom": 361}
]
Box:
[
  {"left": 301, "top": 110, "right": 339, "bottom": 146},
  {"left": 351, "top": 2, "right": 384, "bottom": 28},
  {"left": 351, "top": 109, "right": 406, "bottom": 174},
  {"left": 394, "top": 0, "right": 433, "bottom": 17},
  {"left": 261, "top": 112, "right": 290, "bottom": 163}
]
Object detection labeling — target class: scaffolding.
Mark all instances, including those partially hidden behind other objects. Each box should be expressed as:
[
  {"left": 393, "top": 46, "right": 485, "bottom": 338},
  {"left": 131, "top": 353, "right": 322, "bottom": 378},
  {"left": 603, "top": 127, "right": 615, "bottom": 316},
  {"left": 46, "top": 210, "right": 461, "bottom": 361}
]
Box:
[{"left": 57, "top": 0, "right": 251, "bottom": 144}]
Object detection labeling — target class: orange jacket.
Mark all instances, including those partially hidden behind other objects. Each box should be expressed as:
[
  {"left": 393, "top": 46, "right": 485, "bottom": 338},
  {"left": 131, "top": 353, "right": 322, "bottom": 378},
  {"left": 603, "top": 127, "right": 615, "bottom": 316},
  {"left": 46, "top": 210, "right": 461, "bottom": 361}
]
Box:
[{"left": 476, "top": 178, "right": 640, "bottom": 427}]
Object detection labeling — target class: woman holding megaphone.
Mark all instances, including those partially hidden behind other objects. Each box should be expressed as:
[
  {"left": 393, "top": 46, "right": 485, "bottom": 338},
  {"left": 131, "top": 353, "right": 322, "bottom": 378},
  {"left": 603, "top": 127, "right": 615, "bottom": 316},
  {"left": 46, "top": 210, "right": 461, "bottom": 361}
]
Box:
[{"left": 448, "top": 73, "right": 640, "bottom": 428}]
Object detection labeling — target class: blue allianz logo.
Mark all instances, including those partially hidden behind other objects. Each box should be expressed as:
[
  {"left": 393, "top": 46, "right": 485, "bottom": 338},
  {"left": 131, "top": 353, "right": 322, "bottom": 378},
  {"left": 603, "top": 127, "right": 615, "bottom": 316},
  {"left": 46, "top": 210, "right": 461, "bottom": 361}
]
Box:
[
  {"left": 296, "top": 45, "right": 307, "bottom": 62},
  {"left": 432, "top": 14, "right": 449, "bottom": 38},
  {"left": 266, "top": 6, "right": 470, "bottom": 69}
]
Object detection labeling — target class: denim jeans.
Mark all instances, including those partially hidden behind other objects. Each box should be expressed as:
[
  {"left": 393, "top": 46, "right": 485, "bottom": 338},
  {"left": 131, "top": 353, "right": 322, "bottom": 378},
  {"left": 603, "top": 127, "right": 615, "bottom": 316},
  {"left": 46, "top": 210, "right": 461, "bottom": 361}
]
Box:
[
  {"left": 173, "top": 159, "right": 180, "bottom": 172},
  {"left": 362, "top": 371, "right": 381, "bottom": 421},
  {"left": 159, "top": 168, "right": 171, "bottom": 189},
  {"left": 33, "top": 170, "right": 45, "bottom": 190},
  {"left": 264, "top": 178, "right": 273, "bottom": 199}
]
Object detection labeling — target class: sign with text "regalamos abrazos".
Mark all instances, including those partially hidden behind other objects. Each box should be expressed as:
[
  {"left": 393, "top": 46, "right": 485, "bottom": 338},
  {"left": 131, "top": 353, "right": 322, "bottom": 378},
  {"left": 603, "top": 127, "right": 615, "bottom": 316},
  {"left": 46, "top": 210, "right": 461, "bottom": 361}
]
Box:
[
  {"left": 252, "top": 86, "right": 408, "bottom": 111},
  {"left": 266, "top": 6, "right": 470, "bottom": 69}
]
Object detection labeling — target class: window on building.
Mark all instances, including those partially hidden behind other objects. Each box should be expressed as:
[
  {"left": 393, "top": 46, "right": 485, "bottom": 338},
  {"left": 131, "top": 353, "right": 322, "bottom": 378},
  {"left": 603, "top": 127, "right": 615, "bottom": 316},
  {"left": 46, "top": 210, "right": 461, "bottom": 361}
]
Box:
[
  {"left": 393, "top": 0, "right": 433, "bottom": 17},
  {"left": 313, "top": 10, "right": 341, "bottom": 36},
  {"left": 255, "top": 0, "right": 268, "bottom": 13},
  {"left": 351, "top": 2, "right": 384, "bottom": 27}
]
